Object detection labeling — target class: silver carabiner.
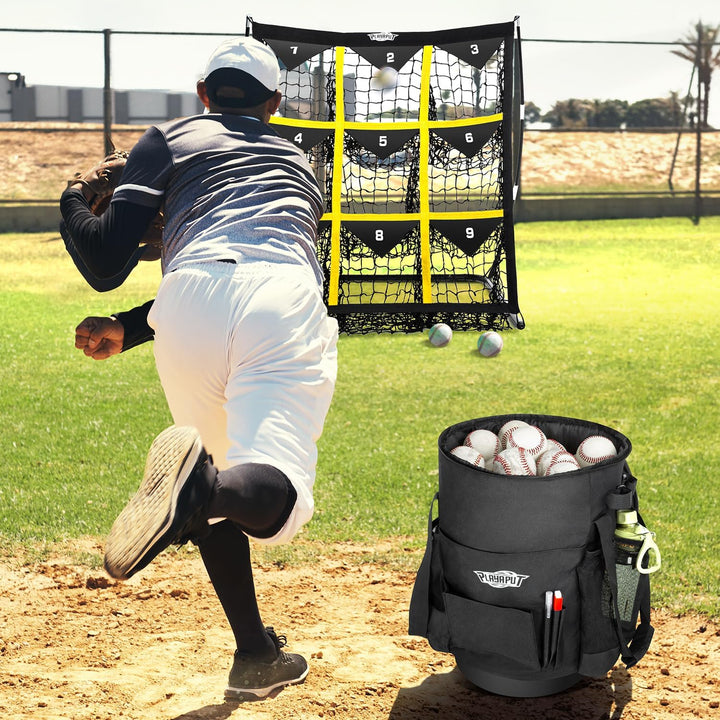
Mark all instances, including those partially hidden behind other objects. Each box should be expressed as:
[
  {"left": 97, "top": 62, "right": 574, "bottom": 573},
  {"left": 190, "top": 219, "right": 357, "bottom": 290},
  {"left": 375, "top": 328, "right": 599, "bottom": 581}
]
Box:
[{"left": 636, "top": 529, "right": 661, "bottom": 574}]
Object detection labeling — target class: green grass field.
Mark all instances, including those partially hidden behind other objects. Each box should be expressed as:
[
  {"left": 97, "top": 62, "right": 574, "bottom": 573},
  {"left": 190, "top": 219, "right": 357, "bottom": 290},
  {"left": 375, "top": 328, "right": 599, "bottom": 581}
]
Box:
[{"left": 1, "top": 217, "right": 718, "bottom": 618}]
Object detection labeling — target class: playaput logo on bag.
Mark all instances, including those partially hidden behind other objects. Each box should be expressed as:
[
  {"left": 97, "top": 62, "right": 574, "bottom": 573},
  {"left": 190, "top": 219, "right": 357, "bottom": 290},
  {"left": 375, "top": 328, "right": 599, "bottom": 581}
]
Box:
[{"left": 474, "top": 570, "right": 529, "bottom": 589}]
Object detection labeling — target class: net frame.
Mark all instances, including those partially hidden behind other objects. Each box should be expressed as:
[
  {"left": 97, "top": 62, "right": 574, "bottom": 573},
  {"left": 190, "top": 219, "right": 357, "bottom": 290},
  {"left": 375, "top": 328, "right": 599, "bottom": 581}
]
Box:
[{"left": 248, "top": 18, "right": 525, "bottom": 333}]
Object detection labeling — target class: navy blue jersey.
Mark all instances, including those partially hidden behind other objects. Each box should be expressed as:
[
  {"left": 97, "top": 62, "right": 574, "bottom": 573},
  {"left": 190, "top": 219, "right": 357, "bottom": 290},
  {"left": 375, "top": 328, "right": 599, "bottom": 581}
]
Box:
[{"left": 113, "top": 113, "right": 324, "bottom": 284}]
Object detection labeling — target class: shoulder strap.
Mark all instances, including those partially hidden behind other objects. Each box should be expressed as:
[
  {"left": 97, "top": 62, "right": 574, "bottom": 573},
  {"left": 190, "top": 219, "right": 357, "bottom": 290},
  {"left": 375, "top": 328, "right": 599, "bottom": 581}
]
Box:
[
  {"left": 595, "top": 512, "right": 654, "bottom": 668},
  {"left": 408, "top": 492, "right": 439, "bottom": 637}
]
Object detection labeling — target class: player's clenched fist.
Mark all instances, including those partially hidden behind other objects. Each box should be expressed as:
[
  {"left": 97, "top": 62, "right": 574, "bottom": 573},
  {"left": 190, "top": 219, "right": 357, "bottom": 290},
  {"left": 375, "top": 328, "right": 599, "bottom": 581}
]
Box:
[{"left": 75, "top": 316, "right": 124, "bottom": 360}]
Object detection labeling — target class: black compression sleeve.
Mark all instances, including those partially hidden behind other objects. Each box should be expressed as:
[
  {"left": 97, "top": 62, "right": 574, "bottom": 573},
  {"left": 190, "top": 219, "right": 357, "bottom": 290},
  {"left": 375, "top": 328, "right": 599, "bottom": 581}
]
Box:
[
  {"left": 59, "top": 189, "right": 159, "bottom": 279},
  {"left": 113, "top": 299, "right": 156, "bottom": 351}
]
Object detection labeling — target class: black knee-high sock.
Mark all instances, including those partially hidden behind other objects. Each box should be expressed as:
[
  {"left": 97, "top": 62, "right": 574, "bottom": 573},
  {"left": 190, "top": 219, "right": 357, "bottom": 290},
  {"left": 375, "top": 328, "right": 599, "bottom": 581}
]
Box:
[
  {"left": 207, "top": 463, "right": 297, "bottom": 538},
  {"left": 197, "top": 520, "right": 276, "bottom": 660}
]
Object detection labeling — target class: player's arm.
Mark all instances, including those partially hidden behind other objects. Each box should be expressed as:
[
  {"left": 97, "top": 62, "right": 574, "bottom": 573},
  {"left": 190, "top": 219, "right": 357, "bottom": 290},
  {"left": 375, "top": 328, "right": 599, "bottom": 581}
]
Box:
[
  {"left": 60, "top": 126, "right": 171, "bottom": 282},
  {"left": 75, "top": 299, "right": 155, "bottom": 360},
  {"left": 60, "top": 191, "right": 158, "bottom": 279}
]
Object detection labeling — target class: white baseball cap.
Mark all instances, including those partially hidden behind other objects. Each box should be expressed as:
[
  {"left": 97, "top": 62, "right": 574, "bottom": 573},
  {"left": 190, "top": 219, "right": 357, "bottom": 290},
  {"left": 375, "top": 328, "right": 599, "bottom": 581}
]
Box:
[{"left": 202, "top": 36, "right": 280, "bottom": 107}]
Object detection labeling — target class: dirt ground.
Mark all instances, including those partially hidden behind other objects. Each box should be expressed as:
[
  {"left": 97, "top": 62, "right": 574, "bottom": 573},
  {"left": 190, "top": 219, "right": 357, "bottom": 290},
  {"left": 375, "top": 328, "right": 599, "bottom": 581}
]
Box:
[{"left": 1, "top": 539, "right": 718, "bottom": 720}]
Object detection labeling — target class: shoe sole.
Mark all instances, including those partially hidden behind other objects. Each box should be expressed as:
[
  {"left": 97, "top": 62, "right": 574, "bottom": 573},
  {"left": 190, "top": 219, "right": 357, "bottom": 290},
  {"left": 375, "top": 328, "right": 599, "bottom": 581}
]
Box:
[
  {"left": 104, "top": 425, "right": 203, "bottom": 581},
  {"left": 224, "top": 665, "right": 309, "bottom": 701}
]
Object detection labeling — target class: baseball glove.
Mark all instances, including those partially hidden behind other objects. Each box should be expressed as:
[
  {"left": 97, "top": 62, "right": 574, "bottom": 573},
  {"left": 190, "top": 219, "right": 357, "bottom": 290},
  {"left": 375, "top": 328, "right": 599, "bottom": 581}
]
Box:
[
  {"left": 67, "top": 145, "right": 164, "bottom": 261},
  {"left": 68, "top": 149, "right": 129, "bottom": 215}
]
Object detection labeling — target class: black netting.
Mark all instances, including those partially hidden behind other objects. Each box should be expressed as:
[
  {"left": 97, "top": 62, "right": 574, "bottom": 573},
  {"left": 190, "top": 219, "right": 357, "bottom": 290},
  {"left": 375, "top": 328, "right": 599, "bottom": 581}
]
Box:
[{"left": 251, "top": 20, "right": 524, "bottom": 334}]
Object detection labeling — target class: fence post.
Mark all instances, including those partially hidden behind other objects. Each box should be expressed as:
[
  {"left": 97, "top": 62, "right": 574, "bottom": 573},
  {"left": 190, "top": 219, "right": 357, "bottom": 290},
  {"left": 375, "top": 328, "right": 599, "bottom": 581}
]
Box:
[
  {"left": 103, "top": 29, "right": 113, "bottom": 155},
  {"left": 693, "top": 23, "right": 703, "bottom": 225}
]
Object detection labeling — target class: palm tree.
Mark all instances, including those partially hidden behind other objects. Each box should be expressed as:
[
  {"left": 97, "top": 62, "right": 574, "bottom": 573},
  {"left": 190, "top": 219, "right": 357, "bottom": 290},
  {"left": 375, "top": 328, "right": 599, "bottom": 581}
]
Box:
[{"left": 671, "top": 22, "right": 720, "bottom": 129}]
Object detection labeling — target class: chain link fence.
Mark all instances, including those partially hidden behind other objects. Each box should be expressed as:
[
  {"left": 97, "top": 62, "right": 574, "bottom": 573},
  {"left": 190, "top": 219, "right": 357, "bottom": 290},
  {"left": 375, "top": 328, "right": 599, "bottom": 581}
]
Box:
[{"left": 0, "top": 26, "right": 718, "bottom": 221}]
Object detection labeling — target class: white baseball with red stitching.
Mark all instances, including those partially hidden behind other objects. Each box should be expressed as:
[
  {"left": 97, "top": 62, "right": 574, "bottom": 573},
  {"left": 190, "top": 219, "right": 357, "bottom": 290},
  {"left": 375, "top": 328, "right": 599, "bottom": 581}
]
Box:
[
  {"left": 546, "top": 459, "right": 582, "bottom": 475},
  {"left": 491, "top": 447, "right": 536, "bottom": 476},
  {"left": 464, "top": 429, "right": 500, "bottom": 463},
  {"left": 537, "top": 449, "right": 572, "bottom": 476},
  {"left": 498, "top": 420, "right": 529, "bottom": 449},
  {"left": 576, "top": 435, "right": 617, "bottom": 467},
  {"left": 450, "top": 445, "right": 485, "bottom": 468},
  {"left": 544, "top": 452, "right": 581, "bottom": 475},
  {"left": 545, "top": 438, "right": 566, "bottom": 455},
  {"left": 507, "top": 425, "right": 548, "bottom": 458}
]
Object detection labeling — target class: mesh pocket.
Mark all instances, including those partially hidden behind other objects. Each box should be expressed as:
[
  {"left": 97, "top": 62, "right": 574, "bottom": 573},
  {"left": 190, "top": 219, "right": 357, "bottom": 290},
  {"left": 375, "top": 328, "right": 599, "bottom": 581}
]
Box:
[{"left": 577, "top": 547, "right": 620, "bottom": 676}]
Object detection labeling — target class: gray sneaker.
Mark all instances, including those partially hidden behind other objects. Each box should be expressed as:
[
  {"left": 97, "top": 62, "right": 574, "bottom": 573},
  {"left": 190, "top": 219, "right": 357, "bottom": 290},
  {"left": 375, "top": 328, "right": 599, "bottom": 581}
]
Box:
[
  {"left": 225, "top": 628, "right": 309, "bottom": 701},
  {"left": 104, "top": 425, "right": 215, "bottom": 580}
]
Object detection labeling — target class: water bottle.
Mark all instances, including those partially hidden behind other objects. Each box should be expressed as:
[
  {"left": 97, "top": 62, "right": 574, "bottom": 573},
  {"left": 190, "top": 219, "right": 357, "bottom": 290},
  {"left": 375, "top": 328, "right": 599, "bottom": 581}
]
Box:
[{"left": 614, "top": 510, "right": 661, "bottom": 623}]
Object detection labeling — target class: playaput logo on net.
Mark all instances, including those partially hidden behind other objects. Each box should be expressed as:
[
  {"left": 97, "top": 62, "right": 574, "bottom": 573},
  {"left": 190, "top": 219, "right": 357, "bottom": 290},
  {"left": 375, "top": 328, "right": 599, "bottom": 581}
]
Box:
[{"left": 368, "top": 32, "right": 398, "bottom": 42}]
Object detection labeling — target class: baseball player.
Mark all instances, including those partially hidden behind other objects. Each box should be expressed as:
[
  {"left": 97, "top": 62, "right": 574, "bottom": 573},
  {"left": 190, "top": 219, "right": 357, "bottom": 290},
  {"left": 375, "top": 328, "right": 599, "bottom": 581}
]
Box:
[{"left": 61, "top": 36, "right": 338, "bottom": 701}]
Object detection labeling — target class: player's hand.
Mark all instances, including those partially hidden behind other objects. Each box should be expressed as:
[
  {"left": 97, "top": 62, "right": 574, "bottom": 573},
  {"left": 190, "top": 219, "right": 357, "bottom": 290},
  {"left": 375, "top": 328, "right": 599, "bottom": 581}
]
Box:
[{"left": 75, "top": 316, "right": 124, "bottom": 360}]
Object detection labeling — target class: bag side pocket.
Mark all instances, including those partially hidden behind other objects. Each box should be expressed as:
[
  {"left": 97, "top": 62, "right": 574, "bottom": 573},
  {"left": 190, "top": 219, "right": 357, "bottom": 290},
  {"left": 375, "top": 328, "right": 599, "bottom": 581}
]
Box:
[
  {"left": 409, "top": 494, "right": 451, "bottom": 652},
  {"left": 576, "top": 546, "right": 620, "bottom": 676}
]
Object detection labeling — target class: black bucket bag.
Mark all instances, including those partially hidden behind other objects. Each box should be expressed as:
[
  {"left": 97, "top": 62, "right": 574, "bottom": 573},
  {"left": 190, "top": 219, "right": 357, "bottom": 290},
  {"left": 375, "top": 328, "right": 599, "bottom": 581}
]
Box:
[{"left": 409, "top": 414, "right": 655, "bottom": 697}]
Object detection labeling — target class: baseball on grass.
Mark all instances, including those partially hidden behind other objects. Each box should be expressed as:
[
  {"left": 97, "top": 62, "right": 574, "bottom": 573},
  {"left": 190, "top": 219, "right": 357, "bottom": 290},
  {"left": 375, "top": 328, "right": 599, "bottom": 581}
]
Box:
[
  {"left": 463, "top": 429, "right": 501, "bottom": 463},
  {"left": 428, "top": 323, "right": 452, "bottom": 347},
  {"left": 450, "top": 445, "right": 485, "bottom": 468},
  {"left": 477, "top": 331, "right": 503, "bottom": 357},
  {"left": 575, "top": 435, "right": 618, "bottom": 467}
]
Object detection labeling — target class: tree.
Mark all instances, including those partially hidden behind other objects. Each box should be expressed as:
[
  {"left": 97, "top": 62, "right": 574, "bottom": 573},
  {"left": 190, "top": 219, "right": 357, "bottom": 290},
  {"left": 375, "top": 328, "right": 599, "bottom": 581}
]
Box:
[
  {"left": 624, "top": 97, "right": 682, "bottom": 128},
  {"left": 541, "top": 98, "right": 628, "bottom": 128},
  {"left": 668, "top": 90, "right": 691, "bottom": 127},
  {"left": 541, "top": 98, "right": 596, "bottom": 128},
  {"left": 589, "top": 99, "right": 629, "bottom": 128},
  {"left": 523, "top": 101, "right": 542, "bottom": 124},
  {"left": 672, "top": 22, "right": 720, "bottom": 129}
]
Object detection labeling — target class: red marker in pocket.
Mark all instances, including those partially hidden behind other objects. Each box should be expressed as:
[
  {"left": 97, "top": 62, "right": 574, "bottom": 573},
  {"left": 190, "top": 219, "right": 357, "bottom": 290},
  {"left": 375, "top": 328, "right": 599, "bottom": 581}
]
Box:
[{"left": 550, "top": 590, "right": 563, "bottom": 663}]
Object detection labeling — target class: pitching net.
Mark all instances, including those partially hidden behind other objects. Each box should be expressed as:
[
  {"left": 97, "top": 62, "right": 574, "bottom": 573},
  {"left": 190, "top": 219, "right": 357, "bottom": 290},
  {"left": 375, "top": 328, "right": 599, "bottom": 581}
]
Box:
[{"left": 249, "top": 18, "right": 524, "bottom": 333}]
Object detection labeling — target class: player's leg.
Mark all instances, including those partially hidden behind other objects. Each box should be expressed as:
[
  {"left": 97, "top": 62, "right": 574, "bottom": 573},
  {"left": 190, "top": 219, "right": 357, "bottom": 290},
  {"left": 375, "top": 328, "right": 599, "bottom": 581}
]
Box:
[
  {"left": 213, "top": 265, "right": 336, "bottom": 698},
  {"left": 137, "top": 262, "right": 337, "bottom": 547},
  {"left": 104, "top": 264, "right": 308, "bottom": 574},
  {"left": 198, "top": 520, "right": 309, "bottom": 699},
  {"left": 104, "top": 262, "right": 315, "bottom": 697}
]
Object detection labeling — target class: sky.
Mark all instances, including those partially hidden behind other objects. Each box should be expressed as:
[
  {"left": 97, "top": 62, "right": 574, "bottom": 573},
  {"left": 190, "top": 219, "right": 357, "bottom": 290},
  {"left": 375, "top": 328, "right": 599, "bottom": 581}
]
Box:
[{"left": 1, "top": 0, "right": 719, "bottom": 126}]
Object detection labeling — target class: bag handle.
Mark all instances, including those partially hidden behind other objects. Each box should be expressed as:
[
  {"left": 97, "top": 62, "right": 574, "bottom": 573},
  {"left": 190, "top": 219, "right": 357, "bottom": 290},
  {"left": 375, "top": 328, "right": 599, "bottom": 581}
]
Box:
[
  {"left": 605, "top": 463, "right": 639, "bottom": 511},
  {"left": 408, "top": 492, "right": 439, "bottom": 638},
  {"left": 595, "top": 512, "right": 654, "bottom": 668}
]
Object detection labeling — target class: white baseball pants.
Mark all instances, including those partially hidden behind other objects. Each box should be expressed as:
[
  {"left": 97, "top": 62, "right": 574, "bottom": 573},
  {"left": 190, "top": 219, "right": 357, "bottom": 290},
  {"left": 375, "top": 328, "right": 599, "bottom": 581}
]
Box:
[{"left": 147, "top": 260, "right": 338, "bottom": 545}]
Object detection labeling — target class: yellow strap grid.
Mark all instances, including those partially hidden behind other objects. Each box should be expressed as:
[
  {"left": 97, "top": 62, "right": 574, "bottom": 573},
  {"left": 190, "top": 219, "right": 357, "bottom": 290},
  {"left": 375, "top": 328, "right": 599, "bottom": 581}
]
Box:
[
  {"left": 321, "top": 210, "right": 504, "bottom": 222},
  {"left": 269, "top": 49, "right": 507, "bottom": 307},
  {"left": 328, "top": 47, "right": 345, "bottom": 306},
  {"left": 270, "top": 113, "right": 503, "bottom": 131},
  {"left": 418, "top": 45, "right": 433, "bottom": 303}
]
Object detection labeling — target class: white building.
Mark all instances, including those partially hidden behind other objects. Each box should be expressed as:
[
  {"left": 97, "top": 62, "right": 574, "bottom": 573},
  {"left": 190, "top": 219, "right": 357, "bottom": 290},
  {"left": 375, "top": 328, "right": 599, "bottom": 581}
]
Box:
[{"left": 0, "top": 71, "right": 202, "bottom": 123}]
